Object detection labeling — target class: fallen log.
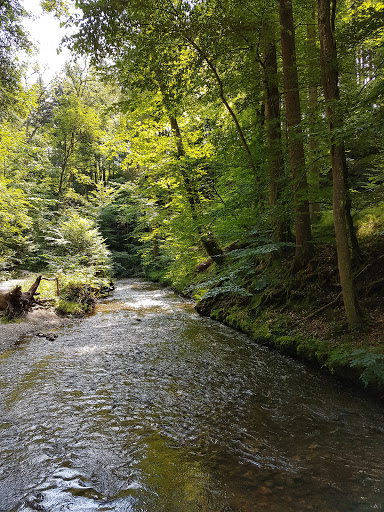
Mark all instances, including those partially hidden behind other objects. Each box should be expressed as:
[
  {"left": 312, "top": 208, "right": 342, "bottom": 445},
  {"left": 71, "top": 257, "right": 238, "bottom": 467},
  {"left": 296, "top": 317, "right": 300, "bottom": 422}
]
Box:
[{"left": 0, "top": 275, "right": 42, "bottom": 318}]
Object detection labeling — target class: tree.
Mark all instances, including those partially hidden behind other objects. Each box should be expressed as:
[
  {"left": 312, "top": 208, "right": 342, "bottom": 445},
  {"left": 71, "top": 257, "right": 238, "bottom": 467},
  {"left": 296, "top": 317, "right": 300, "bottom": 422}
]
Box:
[
  {"left": 317, "top": 0, "right": 362, "bottom": 329},
  {"left": 278, "top": 0, "right": 312, "bottom": 267},
  {"left": 261, "top": 20, "right": 287, "bottom": 243},
  {"left": 306, "top": 3, "right": 321, "bottom": 221},
  {"left": 0, "top": 0, "right": 30, "bottom": 118},
  {"left": 0, "top": 177, "right": 31, "bottom": 269},
  {"left": 51, "top": 91, "right": 102, "bottom": 196}
]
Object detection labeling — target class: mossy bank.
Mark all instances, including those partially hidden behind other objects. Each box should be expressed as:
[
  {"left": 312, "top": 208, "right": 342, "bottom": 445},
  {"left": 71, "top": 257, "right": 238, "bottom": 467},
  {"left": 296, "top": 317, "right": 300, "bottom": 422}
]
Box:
[{"left": 187, "top": 242, "right": 384, "bottom": 399}]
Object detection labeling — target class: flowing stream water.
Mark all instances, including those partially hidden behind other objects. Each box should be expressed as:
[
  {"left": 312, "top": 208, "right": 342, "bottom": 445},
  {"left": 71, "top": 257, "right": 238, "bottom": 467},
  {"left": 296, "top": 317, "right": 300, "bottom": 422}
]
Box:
[{"left": 0, "top": 279, "right": 384, "bottom": 512}]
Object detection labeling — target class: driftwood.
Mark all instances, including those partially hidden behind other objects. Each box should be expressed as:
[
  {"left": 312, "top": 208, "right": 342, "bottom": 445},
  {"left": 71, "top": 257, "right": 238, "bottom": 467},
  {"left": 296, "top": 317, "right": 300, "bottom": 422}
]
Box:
[{"left": 0, "top": 275, "right": 42, "bottom": 318}]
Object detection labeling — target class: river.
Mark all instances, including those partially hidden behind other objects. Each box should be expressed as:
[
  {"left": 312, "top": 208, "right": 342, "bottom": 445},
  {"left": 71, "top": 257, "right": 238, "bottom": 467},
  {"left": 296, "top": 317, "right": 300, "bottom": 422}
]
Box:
[{"left": 0, "top": 279, "right": 383, "bottom": 511}]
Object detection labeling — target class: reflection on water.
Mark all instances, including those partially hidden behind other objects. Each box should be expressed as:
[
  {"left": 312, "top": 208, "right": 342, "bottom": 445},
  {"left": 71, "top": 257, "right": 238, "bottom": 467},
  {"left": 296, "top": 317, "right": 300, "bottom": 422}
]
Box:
[{"left": 0, "top": 279, "right": 384, "bottom": 512}]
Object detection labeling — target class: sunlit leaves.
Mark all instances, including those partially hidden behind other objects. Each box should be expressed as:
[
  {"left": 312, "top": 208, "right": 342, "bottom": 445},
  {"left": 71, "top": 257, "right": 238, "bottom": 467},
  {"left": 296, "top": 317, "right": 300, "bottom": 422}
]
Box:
[
  {"left": 0, "top": 178, "right": 32, "bottom": 269},
  {"left": 44, "top": 210, "right": 111, "bottom": 274},
  {"left": 339, "top": 1, "right": 384, "bottom": 49}
]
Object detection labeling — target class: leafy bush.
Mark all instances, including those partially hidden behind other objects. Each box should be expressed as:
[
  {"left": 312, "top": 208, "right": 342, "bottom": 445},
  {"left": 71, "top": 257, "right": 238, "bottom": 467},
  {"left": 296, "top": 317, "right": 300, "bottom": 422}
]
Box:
[
  {"left": 355, "top": 204, "right": 384, "bottom": 239},
  {"left": 55, "top": 274, "right": 110, "bottom": 316},
  {"left": 326, "top": 346, "right": 384, "bottom": 388},
  {"left": 0, "top": 178, "right": 32, "bottom": 270},
  {"left": 349, "top": 349, "right": 384, "bottom": 388},
  {"left": 44, "top": 210, "right": 111, "bottom": 277}
]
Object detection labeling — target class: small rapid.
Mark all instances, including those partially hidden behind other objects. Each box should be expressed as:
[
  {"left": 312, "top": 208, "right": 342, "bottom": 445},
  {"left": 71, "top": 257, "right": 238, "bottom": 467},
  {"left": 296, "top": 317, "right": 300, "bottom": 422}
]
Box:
[{"left": 0, "top": 279, "right": 383, "bottom": 511}]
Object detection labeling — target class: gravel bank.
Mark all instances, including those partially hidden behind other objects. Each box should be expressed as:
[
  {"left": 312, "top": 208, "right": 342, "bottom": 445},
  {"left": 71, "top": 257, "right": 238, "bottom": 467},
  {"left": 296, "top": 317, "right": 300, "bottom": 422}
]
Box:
[{"left": 0, "top": 278, "right": 69, "bottom": 354}]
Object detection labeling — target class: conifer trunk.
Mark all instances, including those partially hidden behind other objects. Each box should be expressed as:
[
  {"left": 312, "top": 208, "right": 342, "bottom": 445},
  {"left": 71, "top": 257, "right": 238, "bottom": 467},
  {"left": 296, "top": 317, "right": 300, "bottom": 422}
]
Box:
[
  {"left": 317, "top": 0, "right": 361, "bottom": 329},
  {"left": 279, "top": 0, "right": 312, "bottom": 266}
]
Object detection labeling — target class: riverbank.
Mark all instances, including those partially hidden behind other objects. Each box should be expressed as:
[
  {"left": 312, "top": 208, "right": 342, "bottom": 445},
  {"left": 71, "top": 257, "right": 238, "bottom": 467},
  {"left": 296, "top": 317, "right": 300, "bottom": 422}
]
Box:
[
  {"left": 0, "top": 276, "right": 69, "bottom": 353},
  {"left": 0, "top": 308, "right": 69, "bottom": 353},
  {"left": 192, "top": 243, "right": 384, "bottom": 399}
]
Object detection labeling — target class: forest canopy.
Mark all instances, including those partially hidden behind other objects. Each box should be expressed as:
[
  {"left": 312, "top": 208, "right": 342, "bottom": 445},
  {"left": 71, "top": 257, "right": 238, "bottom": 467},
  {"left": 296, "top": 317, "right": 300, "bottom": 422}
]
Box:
[{"left": 1, "top": 0, "right": 384, "bottom": 332}]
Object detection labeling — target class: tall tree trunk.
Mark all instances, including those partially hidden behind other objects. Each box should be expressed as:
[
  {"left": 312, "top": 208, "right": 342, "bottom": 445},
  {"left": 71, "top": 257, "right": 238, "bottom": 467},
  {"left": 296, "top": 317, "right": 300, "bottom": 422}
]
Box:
[
  {"left": 158, "top": 71, "right": 225, "bottom": 265},
  {"left": 262, "top": 35, "right": 288, "bottom": 243},
  {"left": 153, "top": 233, "right": 159, "bottom": 258},
  {"left": 307, "top": 5, "right": 321, "bottom": 221},
  {"left": 317, "top": 0, "right": 361, "bottom": 329},
  {"left": 168, "top": 115, "right": 201, "bottom": 222},
  {"left": 169, "top": 114, "right": 224, "bottom": 265},
  {"left": 279, "top": 0, "right": 312, "bottom": 267}
]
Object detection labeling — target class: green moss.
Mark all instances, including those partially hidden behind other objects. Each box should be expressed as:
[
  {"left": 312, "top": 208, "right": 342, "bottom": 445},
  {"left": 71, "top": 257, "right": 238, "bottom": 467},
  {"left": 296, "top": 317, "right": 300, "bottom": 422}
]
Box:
[
  {"left": 272, "top": 335, "right": 297, "bottom": 355},
  {"left": 296, "top": 337, "right": 321, "bottom": 362},
  {"left": 56, "top": 299, "right": 87, "bottom": 316},
  {"left": 251, "top": 318, "right": 271, "bottom": 340},
  {"left": 224, "top": 307, "right": 251, "bottom": 332}
]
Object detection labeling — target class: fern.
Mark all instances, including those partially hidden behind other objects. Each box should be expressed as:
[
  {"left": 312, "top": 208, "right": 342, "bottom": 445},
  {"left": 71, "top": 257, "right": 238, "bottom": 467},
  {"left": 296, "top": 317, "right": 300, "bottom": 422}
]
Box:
[
  {"left": 227, "top": 242, "right": 294, "bottom": 259},
  {"left": 327, "top": 347, "right": 352, "bottom": 370},
  {"left": 199, "top": 284, "right": 252, "bottom": 300},
  {"left": 349, "top": 349, "right": 384, "bottom": 388},
  {"left": 327, "top": 347, "right": 384, "bottom": 388}
]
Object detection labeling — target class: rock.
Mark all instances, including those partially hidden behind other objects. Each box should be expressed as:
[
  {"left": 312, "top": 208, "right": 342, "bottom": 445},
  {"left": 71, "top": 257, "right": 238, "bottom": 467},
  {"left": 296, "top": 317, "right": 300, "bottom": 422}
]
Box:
[{"left": 36, "top": 332, "right": 58, "bottom": 341}]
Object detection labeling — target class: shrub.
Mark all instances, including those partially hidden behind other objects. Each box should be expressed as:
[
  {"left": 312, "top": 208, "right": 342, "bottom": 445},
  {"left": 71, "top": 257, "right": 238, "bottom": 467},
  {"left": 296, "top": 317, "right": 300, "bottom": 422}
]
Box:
[
  {"left": 55, "top": 278, "right": 101, "bottom": 316},
  {"left": 44, "top": 210, "right": 112, "bottom": 278}
]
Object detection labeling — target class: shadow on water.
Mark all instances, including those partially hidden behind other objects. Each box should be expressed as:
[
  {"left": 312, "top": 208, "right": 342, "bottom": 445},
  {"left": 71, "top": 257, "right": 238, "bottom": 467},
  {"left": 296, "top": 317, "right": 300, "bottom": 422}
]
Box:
[{"left": 1, "top": 278, "right": 384, "bottom": 512}]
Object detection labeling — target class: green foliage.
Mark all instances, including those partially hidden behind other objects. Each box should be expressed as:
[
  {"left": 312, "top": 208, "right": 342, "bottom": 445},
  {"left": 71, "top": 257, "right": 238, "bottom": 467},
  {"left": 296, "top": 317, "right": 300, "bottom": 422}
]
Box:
[
  {"left": 198, "top": 283, "right": 252, "bottom": 300},
  {"left": 96, "top": 185, "right": 143, "bottom": 276},
  {"left": 55, "top": 273, "right": 112, "bottom": 315},
  {"left": 327, "top": 346, "right": 384, "bottom": 388},
  {"left": 0, "top": 178, "right": 32, "bottom": 269},
  {"left": 355, "top": 204, "right": 384, "bottom": 239},
  {"left": 56, "top": 281, "right": 97, "bottom": 316},
  {"left": 0, "top": 0, "right": 30, "bottom": 118},
  {"left": 110, "top": 251, "right": 141, "bottom": 276},
  {"left": 43, "top": 210, "right": 111, "bottom": 277},
  {"left": 349, "top": 349, "right": 384, "bottom": 388},
  {"left": 0, "top": 0, "right": 384, "bottom": 395}
]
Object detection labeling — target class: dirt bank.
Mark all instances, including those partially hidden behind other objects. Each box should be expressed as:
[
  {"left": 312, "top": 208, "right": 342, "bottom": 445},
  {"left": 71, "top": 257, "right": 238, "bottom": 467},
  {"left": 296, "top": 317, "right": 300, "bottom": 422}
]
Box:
[
  {"left": 0, "top": 308, "right": 69, "bottom": 354},
  {"left": 0, "top": 278, "right": 69, "bottom": 354}
]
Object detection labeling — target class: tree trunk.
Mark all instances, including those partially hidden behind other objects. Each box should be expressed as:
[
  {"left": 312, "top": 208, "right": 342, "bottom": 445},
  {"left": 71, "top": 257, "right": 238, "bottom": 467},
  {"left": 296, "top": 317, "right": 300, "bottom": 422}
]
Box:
[
  {"left": 279, "top": 0, "right": 312, "bottom": 266},
  {"left": 262, "top": 34, "right": 289, "bottom": 243},
  {"left": 317, "top": 0, "right": 361, "bottom": 329},
  {"left": 153, "top": 234, "right": 159, "bottom": 259},
  {"left": 307, "top": 5, "right": 321, "bottom": 221},
  {"left": 201, "top": 234, "right": 225, "bottom": 266},
  {"left": 58, "top": 132, "right": 75, "bottom": 196},
  {"left": 168, "top": 115, "right": 224, "bottom": 265},
  {"left": 0, "top": 276, "right": 42, "bottom": 318},
  {"left": 168, "top": 115, "right": 201, "bottom": 221}
]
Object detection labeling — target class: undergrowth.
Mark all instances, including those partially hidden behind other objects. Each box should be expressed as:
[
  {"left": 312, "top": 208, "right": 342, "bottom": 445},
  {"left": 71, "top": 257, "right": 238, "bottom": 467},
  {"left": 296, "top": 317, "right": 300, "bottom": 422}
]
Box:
[
  {"left": 20, "top": 272, "right": 113, "bottom": 316},
  {"left": 189, "top": 226, "right": 384, "bottom": 394}
]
